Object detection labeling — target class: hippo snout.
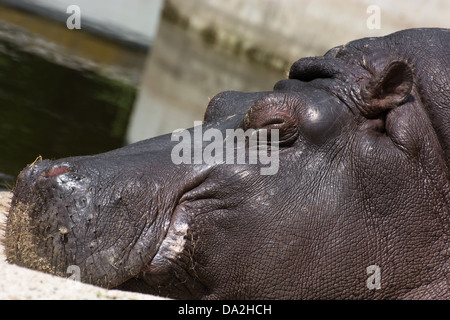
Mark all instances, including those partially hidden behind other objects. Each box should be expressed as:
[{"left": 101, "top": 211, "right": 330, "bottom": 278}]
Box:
[
  {"left": 5, "top": 151, "right": 179, "bottom": 289},
  {"left": 6, "top": 160, "right": 95, "bottom": 278}
]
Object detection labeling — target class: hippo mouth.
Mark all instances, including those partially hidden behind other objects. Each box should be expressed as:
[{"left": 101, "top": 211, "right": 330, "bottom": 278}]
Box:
[{"left": 3, "top": 155, "right": 190, "bottom": 289}]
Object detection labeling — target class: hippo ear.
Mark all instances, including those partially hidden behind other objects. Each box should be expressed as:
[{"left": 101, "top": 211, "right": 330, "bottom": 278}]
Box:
[{"left": 361, "top": 61, "right": 413, "bottom": 118}]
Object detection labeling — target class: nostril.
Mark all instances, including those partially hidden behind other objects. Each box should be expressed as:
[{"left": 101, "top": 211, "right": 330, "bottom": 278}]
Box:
[
  {"left": 16, "top": 159, "right": 52, "bottom": 185},
  {"left": 41, "top": 166, "right": 70, "bottom": 178}
]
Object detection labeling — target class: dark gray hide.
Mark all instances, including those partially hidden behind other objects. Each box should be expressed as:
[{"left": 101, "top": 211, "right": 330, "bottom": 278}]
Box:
[{"left": 4, "top": 28, "right": 450, "bottom": 299}]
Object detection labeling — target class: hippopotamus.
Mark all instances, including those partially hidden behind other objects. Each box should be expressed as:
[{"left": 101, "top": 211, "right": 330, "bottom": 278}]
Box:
[{"left": 3, "top": 28, "right": 449, "bottom": 299}]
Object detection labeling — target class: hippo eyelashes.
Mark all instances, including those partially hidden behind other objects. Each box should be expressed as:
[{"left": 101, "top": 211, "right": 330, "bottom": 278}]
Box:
[
  {"left": 360, "top": 61, "right": 414, "bottom": 118},
  {"left": 244, "top": 94, "right": 299, "bottom": 146}
]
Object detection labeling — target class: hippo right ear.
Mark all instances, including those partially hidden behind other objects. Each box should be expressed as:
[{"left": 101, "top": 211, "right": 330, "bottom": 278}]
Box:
[{"left": 361, "top": 61, "right": 413, "bottom": 118}]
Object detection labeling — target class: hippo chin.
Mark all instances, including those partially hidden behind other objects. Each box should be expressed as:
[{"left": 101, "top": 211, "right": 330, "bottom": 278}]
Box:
[{"left": 3, "top": 28, "right": 450, "bottom": 299}]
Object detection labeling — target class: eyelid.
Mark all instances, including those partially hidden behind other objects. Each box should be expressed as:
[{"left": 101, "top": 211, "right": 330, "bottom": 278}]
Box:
[{"left": 244, "top": 94, "right": 300, "bottom": 146}]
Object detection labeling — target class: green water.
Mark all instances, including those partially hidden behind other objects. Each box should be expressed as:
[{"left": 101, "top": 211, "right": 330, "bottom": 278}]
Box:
[{"left": 0, "top": 39, "right": 136, "bottom": 189}]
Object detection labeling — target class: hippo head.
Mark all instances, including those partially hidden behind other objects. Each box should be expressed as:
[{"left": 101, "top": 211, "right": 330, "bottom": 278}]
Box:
[{"left": 4, "top": 28, "right": 449, "bottom": 299}]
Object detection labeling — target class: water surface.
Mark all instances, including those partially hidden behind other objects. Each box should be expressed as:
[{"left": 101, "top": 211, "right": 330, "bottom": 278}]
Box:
[{"left": 0, "top": 39, "right": 136, "bottom": 188}]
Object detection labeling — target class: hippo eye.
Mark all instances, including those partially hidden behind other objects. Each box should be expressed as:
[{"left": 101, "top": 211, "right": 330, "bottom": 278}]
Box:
[{"left": 244, "top": 94, "right": 299, "bottom": 146}]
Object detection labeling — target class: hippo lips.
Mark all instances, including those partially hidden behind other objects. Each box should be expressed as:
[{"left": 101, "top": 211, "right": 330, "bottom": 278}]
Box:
[
  {"left": 5, "top": 158, "right": 210, "bottom": 289},
  {"left": 5, "top": 192, "right": 71, "bottom": 279},
  {"left": 4, "top": 163, "right": 167, "bottom": 288},
  {"left": 4, "top": 162, "right": 78, "bottom": 278}
]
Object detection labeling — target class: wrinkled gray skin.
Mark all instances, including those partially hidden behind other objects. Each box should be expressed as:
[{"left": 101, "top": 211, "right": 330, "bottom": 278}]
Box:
[{"left": 5, "top": 28, "right": 450, "bottom": 299}]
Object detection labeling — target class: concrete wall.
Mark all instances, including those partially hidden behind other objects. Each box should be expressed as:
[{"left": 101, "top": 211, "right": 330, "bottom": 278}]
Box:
[
  {"left": 2, "top": 0, "right": 164, "bottom": 47},
  {"left": 127, "top": 0, "right": 450, "bottom": 143},
  {"left": 166, "top": 0, "right": 450, "bottom": 68},
  {"left": 0, "top": 0, "right": 164, "bottom": 86}
]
